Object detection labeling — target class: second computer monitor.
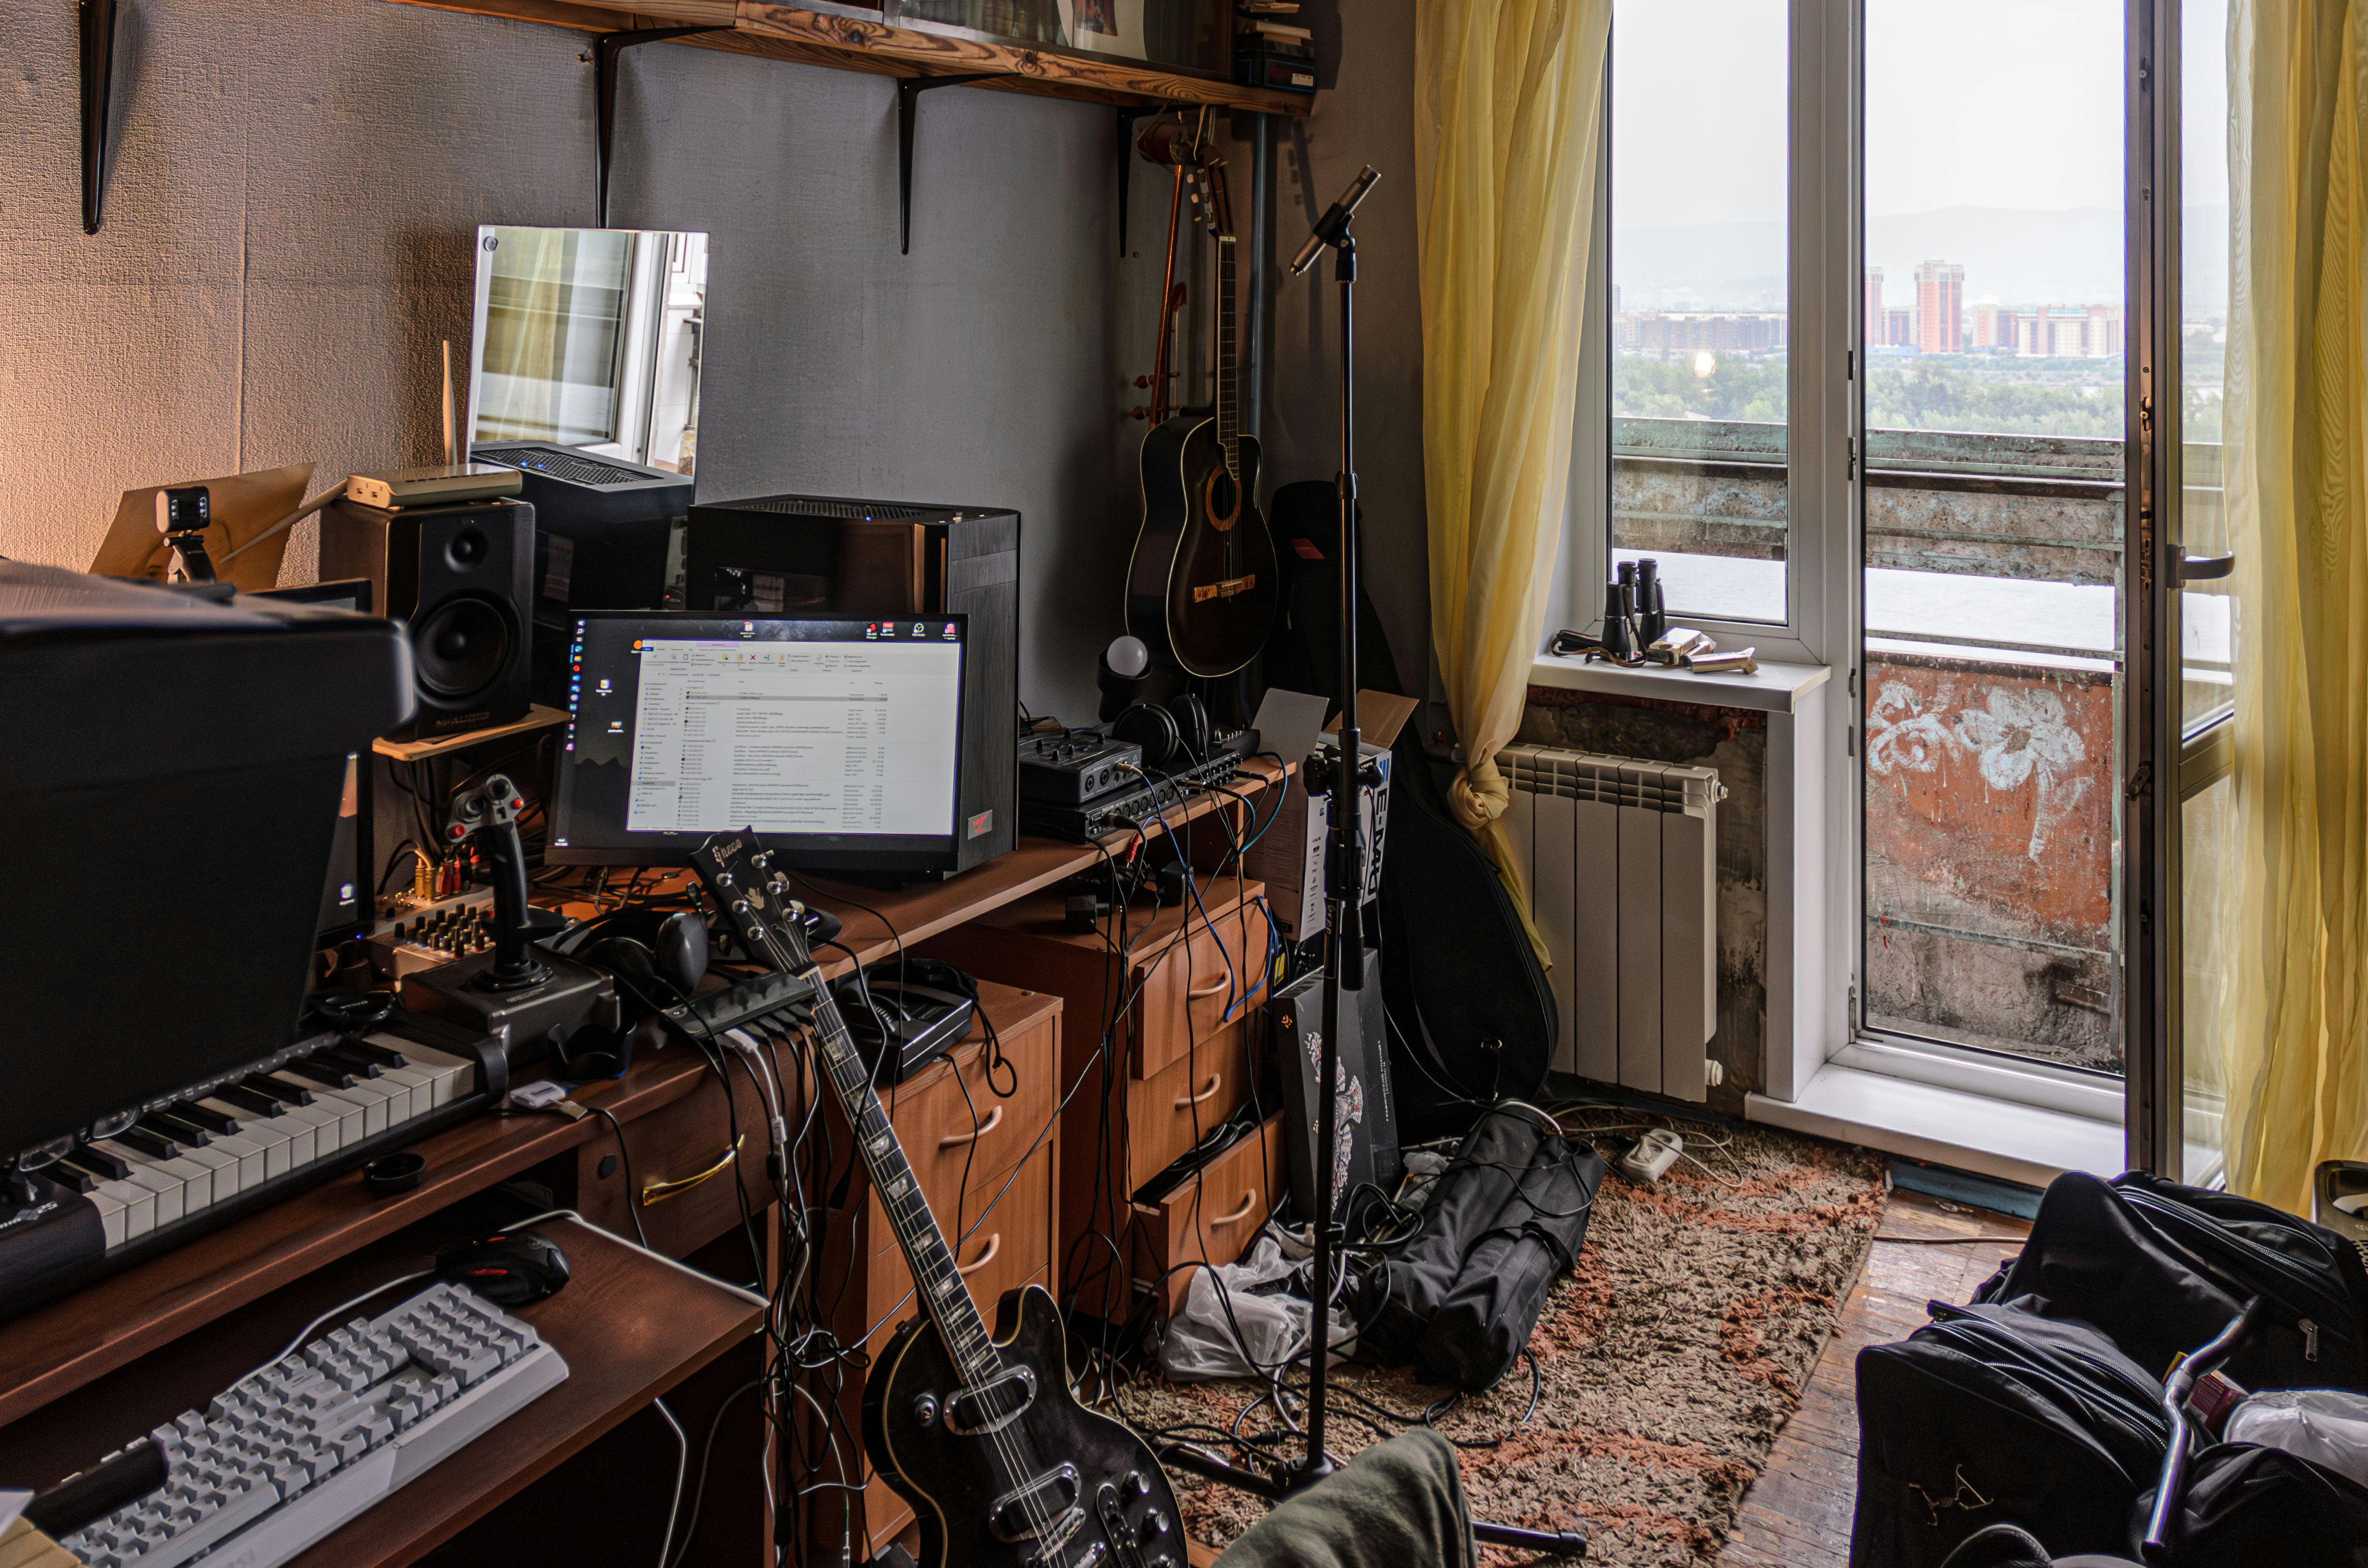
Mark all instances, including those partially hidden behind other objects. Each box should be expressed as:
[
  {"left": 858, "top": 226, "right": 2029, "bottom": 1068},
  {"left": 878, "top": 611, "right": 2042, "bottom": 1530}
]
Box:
[{"left": 549, "top": 611, "right": 970, "bottom": 876}]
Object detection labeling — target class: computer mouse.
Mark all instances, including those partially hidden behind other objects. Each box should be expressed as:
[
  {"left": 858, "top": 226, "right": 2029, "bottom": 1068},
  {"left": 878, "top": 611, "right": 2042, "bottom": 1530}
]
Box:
[{"left": 434, "top": 1229, "right": 570, "bottom": 1306}]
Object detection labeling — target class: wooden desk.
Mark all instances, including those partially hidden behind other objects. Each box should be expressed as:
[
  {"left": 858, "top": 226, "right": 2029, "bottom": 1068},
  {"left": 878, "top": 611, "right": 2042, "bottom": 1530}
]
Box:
[{"left": 0, "top": 760, "right": 1283, "bottom": 1564}]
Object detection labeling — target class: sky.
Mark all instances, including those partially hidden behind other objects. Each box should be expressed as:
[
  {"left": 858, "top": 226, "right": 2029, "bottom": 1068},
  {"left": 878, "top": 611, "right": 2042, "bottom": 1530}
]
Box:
[{"left": 1608, "top": 0, "right": 2232, "bottom": 310}]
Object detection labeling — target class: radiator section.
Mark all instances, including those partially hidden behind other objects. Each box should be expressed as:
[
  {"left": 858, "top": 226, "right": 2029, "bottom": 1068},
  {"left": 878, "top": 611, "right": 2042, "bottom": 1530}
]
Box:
[{"left": 1499, "top": 744, "right": 1722, "bottom": 1101}]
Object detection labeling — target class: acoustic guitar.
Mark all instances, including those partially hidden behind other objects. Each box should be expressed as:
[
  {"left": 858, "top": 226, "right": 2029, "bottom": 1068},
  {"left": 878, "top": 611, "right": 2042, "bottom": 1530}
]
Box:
[
  {"left": 687, "top": 834, "right": 1185, "bottom": 1568},
  {"left": 1125, "top": 159, "right": 1281, "bottom": 680}
]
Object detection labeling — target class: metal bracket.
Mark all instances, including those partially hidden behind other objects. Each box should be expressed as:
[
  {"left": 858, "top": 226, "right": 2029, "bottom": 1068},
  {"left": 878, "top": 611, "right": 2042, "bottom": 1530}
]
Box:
[
  {"left": 1115, "top": 107, "right": 1153, "bottom": 258},
  {"left": 595, "top": 27, "right": 722, "bottom": 229},
  {"left": 897, "top": 74, "right": 1002, "bottom": 254},
  {"left": 80, "top": 0, "right": 120, "bottom": 234}
]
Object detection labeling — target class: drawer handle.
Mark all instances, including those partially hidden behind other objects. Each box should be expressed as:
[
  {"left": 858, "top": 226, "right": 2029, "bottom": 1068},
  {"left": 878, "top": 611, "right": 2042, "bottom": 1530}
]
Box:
[
  {"left": 1209, "top": 1190, "right": 1258, "bottom": 1228},
  {"left": 957, "top": 1232, "right": 1001, "bottom": 1275},
  {"left": 1187, "top": 974, "right": 1232, "bottom": 999},
  {"left": 640, "top": 1135, "right": 744, "bottom": 1208},
  {"left": 1174, "top": 1073, "right": 1223, "bottom": 1110},
  {"left": 938, "top": 1104, "right": 1004, "bottom": 1148}
]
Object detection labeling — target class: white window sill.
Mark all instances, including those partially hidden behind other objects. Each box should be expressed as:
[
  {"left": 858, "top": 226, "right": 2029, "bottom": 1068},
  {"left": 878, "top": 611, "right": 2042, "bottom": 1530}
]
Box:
[
  {"left": 1746, "top": 1061, "right": 2125, "bottom": 1190},
  {"left": 1528, "top": 651, "right": 1831, "bottom": 715}
]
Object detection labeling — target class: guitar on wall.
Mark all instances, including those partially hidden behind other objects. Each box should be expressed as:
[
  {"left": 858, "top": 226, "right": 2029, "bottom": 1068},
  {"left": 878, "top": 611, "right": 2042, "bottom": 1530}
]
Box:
[
  {"left": 1125, "top": 157, "right": 1281, "bottom": 680},
  {"left": 688, "top": 833, "right": 1184, "bottom": 1568}
]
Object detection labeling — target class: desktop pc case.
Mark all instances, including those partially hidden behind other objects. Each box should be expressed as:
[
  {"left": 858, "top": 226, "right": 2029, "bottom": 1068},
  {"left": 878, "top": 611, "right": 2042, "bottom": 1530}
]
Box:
[{"left": 684, "top": 495, "right": 1018, "bottom": 875}]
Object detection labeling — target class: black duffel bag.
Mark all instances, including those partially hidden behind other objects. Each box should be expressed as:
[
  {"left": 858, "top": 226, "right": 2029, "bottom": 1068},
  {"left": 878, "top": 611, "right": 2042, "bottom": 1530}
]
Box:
[
  {"left": 1976, "top": 1172, "right": 2368, "bottom": 1393},
  {"left": 1851, "top": 1301, "right": 2171, "bottom": 1568},
  {"left": 1350, "top": 1102, "right": 1603, "bottom": 1391},
  {"left": 2136, "top": 1440, "right": 2368, "bottom": 1567}
]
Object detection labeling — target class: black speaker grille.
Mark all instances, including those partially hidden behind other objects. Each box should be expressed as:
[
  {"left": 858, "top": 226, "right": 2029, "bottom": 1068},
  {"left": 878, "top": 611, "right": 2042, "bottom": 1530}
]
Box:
[
  {"left": 477, "top": 446, "right": 649, "bottom": 488},
  {"left": 732, "top": 497, "right": 938, "bottom": 520}
]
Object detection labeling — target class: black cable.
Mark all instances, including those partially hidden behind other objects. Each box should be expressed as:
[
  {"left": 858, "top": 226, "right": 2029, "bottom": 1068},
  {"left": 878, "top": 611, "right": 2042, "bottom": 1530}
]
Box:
[{"left": 586, "top": 1104, "right": 651, "bottom": 1250}]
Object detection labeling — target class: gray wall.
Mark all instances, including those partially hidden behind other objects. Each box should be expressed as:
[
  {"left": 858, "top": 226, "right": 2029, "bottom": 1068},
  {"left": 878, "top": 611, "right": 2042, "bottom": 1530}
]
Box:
[{"left": 0, "top": 0, "right": 1431, "bottom": 723}]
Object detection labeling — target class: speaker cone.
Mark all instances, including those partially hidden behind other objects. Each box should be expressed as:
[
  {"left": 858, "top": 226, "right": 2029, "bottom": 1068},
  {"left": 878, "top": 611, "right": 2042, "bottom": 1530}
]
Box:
[{"left": 412, "top": 597, "right": 514, "bottom": 699}]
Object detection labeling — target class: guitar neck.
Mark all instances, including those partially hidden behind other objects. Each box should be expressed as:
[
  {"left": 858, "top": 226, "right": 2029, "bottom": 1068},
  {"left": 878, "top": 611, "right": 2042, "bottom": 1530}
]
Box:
[
  {"left": 1214, "top": 233, "right": 1238, "bottom": 478},
  {"left": 805, "top": 980, "right": 1001, "bottom": 1383}
]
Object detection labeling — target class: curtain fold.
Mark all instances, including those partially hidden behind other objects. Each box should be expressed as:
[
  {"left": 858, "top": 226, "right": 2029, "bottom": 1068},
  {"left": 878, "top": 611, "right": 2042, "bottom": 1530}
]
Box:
[
  {"left": 2217, "top": 0, "right": 2368, "bottom": 1212},
  {"left": 1415, "top": 0, "right": 1613, "bottom": 929}
]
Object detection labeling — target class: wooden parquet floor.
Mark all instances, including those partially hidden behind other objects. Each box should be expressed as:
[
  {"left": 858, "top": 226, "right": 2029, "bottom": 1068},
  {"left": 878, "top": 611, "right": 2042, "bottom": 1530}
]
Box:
[{"left": 1713, "top": 1187, "right": 2033, "bottom": 1567}]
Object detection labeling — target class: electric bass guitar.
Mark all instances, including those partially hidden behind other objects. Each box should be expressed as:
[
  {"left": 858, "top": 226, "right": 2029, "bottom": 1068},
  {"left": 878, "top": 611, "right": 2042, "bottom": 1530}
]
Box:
[
  {"left": 688, "top": 834, "right": 1184, "bottom": 1568},
  {"left": 1125, "top": 159, "right": 1281, "bottom": 680}
]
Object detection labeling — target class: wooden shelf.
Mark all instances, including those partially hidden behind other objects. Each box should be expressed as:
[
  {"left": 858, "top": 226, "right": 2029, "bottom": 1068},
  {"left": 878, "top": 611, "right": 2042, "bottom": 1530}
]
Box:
[
  {"left": 382, "top": 0, "right": 1314, "bottom": 115},
  {"left": 372, "top": 704, "right": 569, "bottom": 763}
]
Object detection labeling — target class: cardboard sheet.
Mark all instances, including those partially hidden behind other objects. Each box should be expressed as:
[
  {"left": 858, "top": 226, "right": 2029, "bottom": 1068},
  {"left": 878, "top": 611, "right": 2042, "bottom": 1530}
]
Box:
[{"left": 91, "top": 462, "right": 315, "bottom": 592}]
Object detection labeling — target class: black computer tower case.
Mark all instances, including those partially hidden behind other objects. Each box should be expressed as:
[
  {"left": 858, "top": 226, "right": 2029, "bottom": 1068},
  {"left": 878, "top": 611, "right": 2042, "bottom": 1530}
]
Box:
[{"left": 684, "top": 495, "right": 1018, "bottom": 875}]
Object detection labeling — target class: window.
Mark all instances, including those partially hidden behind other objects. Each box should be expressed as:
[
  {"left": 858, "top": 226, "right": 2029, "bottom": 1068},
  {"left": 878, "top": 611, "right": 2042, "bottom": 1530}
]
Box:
[{"left": 1607, "top": 0, "right": 1791, "bottom": 625}]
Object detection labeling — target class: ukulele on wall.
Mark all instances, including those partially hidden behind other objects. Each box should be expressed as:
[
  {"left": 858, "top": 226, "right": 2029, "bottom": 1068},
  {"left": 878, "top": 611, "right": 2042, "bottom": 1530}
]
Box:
[{"left": 1124, "top": 158, "right": 1281, "bottom": 680}]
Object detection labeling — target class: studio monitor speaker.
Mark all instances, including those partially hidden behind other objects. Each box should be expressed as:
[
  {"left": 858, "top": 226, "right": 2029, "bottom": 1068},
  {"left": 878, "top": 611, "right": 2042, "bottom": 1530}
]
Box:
[{"left": 319, "top": 497, "right": 534, "bottom": 741}]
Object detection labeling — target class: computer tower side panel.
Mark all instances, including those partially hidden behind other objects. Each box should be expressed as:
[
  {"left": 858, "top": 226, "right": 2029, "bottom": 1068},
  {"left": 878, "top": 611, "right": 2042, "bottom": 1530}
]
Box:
[{"left": 951, "top": 532, "right": 1019, "bottom": 873}]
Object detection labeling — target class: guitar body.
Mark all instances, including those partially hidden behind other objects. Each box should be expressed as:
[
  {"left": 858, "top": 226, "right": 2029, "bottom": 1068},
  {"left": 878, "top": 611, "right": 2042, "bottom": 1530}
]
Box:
[
  {"left": 1126, "top": 416, "right": 1280, "bottom": 679},
  {"left": 863, "top": 1284, "right": 1185, "bottom": 1568}
]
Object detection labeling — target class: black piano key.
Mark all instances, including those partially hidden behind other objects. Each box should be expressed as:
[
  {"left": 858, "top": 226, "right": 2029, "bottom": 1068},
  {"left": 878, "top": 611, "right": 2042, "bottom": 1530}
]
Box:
[
  {"left": 169, "top": 1101, "right": 242, "bottom": 1136},
  {"left": 139, "top": 1114, "right": 211, "bottom": 1148},
  {"left": 217, "top": 1083, "right": 288, "bottom": 1116},
  {"left": 336, "top": 1039, "right": 409, "bottom": 1071},
  {"left": 69, "top": 1143, "right": 134, "bottom": 1181},
  {"left": 239, "top": 1074, "right": 314, "bottom": 1108},
  {"left": 315, "top": 1047, "right": 384, "bottom": 1079},
  {"left": 280, "top": 1059, "right": 357, "bottom": 1090},
  {"left": 39, "top": 1161, "right": 97, "bottom": 1195},
  {"left": 114, "top": 1125, "right": 182, "bottom": 1161}
]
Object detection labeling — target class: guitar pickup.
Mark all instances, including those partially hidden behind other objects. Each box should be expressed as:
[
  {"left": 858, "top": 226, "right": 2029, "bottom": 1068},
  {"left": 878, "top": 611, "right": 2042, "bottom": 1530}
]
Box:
[
  {"left": 990, "top": 1465, "right": 1079, "bottom": 1543},
  {"left": 944, "top": 1364, "right": 1037, "bottom": 1437}
]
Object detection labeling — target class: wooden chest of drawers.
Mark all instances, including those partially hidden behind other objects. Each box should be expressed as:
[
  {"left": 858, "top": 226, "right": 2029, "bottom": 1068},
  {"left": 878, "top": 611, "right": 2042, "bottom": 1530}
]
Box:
[{"left": 923, "top": 872, "right": 1276, "bottom": 1323}]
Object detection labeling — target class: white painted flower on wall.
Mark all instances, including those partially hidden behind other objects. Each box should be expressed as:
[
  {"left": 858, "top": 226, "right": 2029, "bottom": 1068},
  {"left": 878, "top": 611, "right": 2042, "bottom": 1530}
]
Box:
[{"left": 1866, "top": 679, "right": 2091, "bottom": 860}]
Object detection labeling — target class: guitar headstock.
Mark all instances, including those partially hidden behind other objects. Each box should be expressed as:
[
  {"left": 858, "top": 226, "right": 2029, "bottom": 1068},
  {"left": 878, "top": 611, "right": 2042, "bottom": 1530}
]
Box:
[
  {"left": 689, "top": 833, "right": 817, "bottom": 978},
  {"left": 1201, "top": 159, "right": 1235, "bottom": 241}
]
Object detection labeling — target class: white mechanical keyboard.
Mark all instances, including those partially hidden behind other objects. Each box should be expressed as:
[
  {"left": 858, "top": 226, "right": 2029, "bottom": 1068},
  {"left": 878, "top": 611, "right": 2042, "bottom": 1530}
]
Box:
[
  {"left": 50, "top": 1034, "right": 478, "bottom": 1252},
  {"left": 53, "top": 1282, "right": 567, "bottom": 1568}
]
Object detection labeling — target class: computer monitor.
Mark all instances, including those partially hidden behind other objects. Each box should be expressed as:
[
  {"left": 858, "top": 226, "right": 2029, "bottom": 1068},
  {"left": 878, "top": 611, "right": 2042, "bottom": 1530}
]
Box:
[{"left": 547, "top": 611, "right": 972, "bottom": 875}]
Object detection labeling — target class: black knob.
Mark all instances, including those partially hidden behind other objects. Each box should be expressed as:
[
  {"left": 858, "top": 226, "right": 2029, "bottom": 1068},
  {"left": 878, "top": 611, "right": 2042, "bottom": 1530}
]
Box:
[
  {"left": 913, "top": 1394, "right": 938, "bottom": 1426},
  {"left": 1140, "top": 1511, "right": 1171, "bottom": 1545},
  {"left": 1123, "top": 1470, "right": 1151, "bottom": 1500}
]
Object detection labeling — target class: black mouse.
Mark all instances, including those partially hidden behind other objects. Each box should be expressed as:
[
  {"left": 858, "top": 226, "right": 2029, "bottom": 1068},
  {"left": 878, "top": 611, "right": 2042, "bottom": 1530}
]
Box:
[{"left": 434, "top": 1230, "right": 570, "bottom": 1306}]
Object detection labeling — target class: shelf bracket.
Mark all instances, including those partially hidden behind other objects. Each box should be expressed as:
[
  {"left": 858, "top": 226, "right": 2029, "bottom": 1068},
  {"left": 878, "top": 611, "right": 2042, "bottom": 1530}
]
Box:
[
  {"left": 80, "top": 0, "right": 119, "bottom": 235},
  {"left": 1115, "top": 108, "right": 1154, "bottom": 258},
  {"left": 595, "top": 27, "right": 721, "bottom": 229},
  {"left": 897, "top": 74, "right": 1002, "bottom": 255}
]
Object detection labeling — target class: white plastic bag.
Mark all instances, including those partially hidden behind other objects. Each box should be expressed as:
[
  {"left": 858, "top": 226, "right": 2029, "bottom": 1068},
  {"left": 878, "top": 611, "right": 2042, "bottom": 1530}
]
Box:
[
  {"left": 2225, "top": 1388, "right": 2368, "bottom": 1487},
  {"left": 1158, "top": 1235, "right": 1356, "bottom": 1383}
]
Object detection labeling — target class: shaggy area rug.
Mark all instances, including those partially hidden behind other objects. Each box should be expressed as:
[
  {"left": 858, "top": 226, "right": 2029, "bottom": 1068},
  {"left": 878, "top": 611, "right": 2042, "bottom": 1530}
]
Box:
[{"left": 1120, "top": 1119, "right": 1887, "bottom": 1568}]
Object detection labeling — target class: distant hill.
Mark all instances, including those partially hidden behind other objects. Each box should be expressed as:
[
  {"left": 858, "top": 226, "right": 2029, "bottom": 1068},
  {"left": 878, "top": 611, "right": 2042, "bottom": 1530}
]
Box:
[{"left": 1613, "top": 206, "right": 2229, "bottom": 317}]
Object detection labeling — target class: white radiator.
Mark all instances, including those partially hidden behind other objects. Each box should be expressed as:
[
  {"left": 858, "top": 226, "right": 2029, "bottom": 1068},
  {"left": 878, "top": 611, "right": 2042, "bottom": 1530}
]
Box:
[{"left": 1498, "top": 744, "right": 1724, "bottom": 1102}]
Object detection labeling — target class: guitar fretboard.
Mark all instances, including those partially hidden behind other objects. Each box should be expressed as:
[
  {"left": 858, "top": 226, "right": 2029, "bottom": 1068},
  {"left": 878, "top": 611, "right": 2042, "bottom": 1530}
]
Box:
[
  {"left": 1215, "top": 233, "right": 1239, "bottom": 483},
  {"left": 807, "top": 982, "right": 1001, "bottom": 1384}
]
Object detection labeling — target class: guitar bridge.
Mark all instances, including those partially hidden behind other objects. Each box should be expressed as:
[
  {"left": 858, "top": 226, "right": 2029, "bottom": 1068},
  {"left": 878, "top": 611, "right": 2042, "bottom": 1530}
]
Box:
[
  {"left": 991, "top": 1465, "right": 1080, "bottom": 1543},
  {"left": 1191, "top": 574, "right": 1257, "bottom": 604}
]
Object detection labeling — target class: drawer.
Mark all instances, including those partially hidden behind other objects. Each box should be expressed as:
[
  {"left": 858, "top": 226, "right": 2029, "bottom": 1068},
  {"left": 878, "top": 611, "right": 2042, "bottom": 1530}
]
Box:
[
  {"left": 1135, "top": 1113, "right": 1283, "bottom": 1315},
  {"left": 562, "top": 1051, "right": 777, "bottom": 1260},
  {"left": 873, "top": 1004, "right": 1057, "bottom": 1256},
  {"left": 1125, "top": 1019, "right": 1256, "bottom": 1194},
  {"left": 1132, "top": 887, "right": 1270, "bottom": 1080},
  {"left": 863, "top": 1145, "right": 1053, "bottom": 1350}
]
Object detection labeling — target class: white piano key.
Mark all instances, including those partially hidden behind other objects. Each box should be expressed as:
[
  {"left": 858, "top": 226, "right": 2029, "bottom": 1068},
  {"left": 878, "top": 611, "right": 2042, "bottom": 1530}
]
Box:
[
  {"left": 378, "top": 1065, "right": 435, "bottom": 1122},
  {"left": 207, "top": 1129, "right": 268, "bottom": 1190},
  {"left": 94, "top": 1149, "right": 185, "bottom": 1225},
  {"left": 83, "top": 1183, "right": 127, "bottom": 1247},
  {"left": 372, "top": 1038, "right": 476, "bottom": 1106},
  {"left": 196, "top": 1105, "right": 285, "bottom": 1179},
  {"left": 329, "top": 1075, "right": 397, "bottom": 1136},
  {"left": 271, "top": 1077, "right": 362, "bottom": 1148},
  {"left": 270, "top": 1098, "right": 338, "bottom": 1158},
  {"left": 173, "top": 1141, "right": 239, "bottom": 1201}
]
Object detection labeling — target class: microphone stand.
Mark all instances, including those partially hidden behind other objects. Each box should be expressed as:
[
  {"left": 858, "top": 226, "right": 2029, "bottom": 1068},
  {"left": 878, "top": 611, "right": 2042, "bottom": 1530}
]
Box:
[{"left": 1153, "top": 168, "right": 1585, "bottom": 1561}]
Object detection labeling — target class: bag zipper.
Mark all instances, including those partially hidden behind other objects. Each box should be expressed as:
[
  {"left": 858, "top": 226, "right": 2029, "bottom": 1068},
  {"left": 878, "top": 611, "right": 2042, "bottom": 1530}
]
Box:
[{"left": 2120, "top": 1189, "right": 2356, "bottom": 1352}]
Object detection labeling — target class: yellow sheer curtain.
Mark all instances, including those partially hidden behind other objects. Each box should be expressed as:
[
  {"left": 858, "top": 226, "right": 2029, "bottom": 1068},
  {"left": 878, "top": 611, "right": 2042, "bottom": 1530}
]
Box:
[
  {"left": 1415, "top": 0, "right": 1613, "bottom": 931},
  {"left": 2217, "top": 0, "right": 2368, "bottom": 1212}
]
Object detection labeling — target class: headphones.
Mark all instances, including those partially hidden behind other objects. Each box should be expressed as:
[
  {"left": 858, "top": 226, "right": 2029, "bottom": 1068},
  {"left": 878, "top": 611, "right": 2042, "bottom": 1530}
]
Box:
[
  {"left": 1112, "top": 691, "right": 1212, "bottom": 772},
  {"left": 549, "top": 906, "right": 710, "bottom": 996}
]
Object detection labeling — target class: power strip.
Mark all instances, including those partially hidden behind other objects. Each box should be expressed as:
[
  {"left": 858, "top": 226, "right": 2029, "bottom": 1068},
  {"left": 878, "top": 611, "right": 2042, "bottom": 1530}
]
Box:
[{"left": 1617, "top": 1128, "right": 1684, "bottom": 1184}]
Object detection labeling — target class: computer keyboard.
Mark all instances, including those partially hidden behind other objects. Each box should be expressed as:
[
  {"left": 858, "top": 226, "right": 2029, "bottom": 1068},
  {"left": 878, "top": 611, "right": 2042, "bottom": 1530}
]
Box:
[{"left": 52, "top": 1282, "right": 567, "bottom": 1568}]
